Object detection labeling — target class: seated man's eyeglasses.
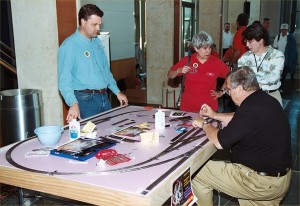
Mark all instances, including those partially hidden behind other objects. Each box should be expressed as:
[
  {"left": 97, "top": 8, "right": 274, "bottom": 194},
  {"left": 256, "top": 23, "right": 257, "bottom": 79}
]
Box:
[{"left": 224, "top": 88, "right": 231, "bottom": 95}]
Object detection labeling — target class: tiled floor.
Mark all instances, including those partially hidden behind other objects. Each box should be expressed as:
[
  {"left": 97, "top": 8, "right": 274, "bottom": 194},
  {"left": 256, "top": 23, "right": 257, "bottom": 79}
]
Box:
[
  {"left": 0, "top": 187, "right": 90, "bottom": 205},
  {"left": 1, "top": 78, "right": 299, "bottom": 206},
  {"left": 279, "top": 76, "right": 300, "bottom": 206}
]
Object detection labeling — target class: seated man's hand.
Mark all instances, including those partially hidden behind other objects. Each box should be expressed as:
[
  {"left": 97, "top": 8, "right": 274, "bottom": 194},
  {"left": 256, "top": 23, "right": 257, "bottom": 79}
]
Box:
[
  {"left": 192, "top": 117, "right": 205, "bottom": 128},
  {"left": 199, "top": 104, "right": 215, "bottom": 118}
]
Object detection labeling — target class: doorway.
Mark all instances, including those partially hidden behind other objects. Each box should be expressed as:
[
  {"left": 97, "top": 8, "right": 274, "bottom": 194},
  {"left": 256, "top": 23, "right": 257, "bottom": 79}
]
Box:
[{"left": 181, "top": 0, "right": 198, "bottom": 58}]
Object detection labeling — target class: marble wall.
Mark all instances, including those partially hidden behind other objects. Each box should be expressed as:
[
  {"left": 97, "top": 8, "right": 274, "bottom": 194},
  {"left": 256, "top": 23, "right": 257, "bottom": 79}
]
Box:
[
  {"left": 11, "top": 0, "right": 63, "bottom": 125},
  {"left": 260, "top": 0, "right": 282, "bottom": 39},
  {"left": 198, "top": 0, "right": 222, "bottom": 49},
  {"left": 146, "top": 0, "right": 174, "bottom": 105}
]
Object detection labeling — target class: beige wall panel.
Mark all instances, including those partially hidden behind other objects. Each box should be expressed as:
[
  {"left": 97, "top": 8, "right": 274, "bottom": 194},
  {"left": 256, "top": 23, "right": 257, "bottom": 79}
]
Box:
[
  {"left": 260, "top": 0, "right": 282, "bottom": 39},
  {"left": 249, "top": 0, "right": 261, "bottom": 25},
  {"left": 228, "top": 0, "right": 244, "bottom": 34},
  {"left": 11, "top": 0, "right": 62, "bottom": 125},
  {"left": 146, "top": 0, "right": 174, "bottom": 105},
  {"left": 198, "top": 0, "right": 222, "bottom": 49}
]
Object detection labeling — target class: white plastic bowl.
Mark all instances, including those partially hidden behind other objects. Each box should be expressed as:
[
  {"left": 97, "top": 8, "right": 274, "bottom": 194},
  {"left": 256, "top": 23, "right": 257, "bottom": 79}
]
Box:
[{"left": 34, "top": 126, "right": 64, "bottom": 146}]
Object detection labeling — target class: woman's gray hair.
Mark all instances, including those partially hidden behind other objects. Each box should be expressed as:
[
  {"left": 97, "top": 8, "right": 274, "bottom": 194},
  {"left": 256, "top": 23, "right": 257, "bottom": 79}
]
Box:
[
  {"left": 229, "top": 66, "right": 260, "bottom": 91},
  {"left": 192, "top": 31, "right": 213, "bottom": 49}
]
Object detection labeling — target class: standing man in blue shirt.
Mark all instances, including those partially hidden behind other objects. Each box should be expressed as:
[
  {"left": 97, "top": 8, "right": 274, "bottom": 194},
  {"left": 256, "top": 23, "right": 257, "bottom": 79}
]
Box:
[{"left": 58, "top": 4, "right": 128, "bottom": 122}]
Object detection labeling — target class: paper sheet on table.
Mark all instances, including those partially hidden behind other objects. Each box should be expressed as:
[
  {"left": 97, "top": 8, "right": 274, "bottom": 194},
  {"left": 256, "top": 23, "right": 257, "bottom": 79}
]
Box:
[
  {"left": 140, "top": 131, "right": 159, "bottom": 143},
  {"left": 137, "top": 122, "right": 152, "bottom": 128},
  {"left": 81, "top": 121, "right": 96, "bottom": 133}
]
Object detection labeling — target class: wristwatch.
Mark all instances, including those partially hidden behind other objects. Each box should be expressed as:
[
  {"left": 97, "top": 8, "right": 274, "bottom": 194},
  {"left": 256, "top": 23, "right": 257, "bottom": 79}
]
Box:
[{"left": 202, "top": 120, "right": 209, "bottom": 128}]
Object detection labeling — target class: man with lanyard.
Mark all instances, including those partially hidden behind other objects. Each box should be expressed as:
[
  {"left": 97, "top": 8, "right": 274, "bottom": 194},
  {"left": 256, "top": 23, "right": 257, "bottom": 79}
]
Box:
[{"left": 238, "top": 24, "right": 284, "bottom": 106}]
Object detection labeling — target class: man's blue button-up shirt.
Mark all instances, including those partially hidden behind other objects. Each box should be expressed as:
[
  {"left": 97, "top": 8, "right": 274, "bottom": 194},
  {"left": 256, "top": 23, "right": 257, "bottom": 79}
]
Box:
[{"left": 58, "top": 29, "right": 120, "bottom": 106}]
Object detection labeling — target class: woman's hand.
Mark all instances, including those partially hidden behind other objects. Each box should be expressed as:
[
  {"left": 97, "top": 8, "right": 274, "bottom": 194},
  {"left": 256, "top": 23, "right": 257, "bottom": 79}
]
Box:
[
  {"left": 167, "top": 66, "right": 191, "bottom": 79},
  {"left": 180, "top": 66, "right": 191, "bottom": 74},
  {"left": 210, "top": 90, "right": 224, "bottom": 99}
]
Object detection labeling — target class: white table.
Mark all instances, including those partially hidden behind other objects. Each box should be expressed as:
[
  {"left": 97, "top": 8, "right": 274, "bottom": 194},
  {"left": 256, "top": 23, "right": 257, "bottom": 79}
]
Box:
[{"left": 0, "top": 106, "right": 218, "bottom": 206}]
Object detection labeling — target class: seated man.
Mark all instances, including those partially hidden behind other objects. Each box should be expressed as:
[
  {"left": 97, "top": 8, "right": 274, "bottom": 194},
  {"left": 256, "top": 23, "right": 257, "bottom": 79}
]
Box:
[{"left": 192, "top": 66, "right": 291, "bottom": 206}]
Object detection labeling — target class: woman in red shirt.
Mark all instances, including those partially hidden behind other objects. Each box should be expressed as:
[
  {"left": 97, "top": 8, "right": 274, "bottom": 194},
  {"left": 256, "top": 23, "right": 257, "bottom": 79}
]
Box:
[{"left": 168, "top": 31, "right": 229, "bottom": 112}]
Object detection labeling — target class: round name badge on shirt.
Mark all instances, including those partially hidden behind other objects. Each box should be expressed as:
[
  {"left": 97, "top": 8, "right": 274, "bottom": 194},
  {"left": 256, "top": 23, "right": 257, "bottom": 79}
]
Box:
[
  {"left": 189, "top": 63, "right": 198, "bottom": 74},
  {"left": 84, "top": 51, "right": 90, "bottom": 57}
]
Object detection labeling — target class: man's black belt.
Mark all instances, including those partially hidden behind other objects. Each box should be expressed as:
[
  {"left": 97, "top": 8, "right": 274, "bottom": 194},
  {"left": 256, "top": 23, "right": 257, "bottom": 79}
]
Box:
[
  {"left": 257, "top": 168, "right": 290, "bottom": 177},
  {"left": 76, "top": 89, "right": 107, "bottom": 94},
  {"left": 263, "top": 89, "right": 277, "bottom": 93}
]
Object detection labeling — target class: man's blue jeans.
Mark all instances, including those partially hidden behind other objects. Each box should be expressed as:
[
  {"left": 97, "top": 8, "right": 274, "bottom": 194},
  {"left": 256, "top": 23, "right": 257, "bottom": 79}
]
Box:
[{"left": 74, "top": 91, "right": 112, "bottom": 119}]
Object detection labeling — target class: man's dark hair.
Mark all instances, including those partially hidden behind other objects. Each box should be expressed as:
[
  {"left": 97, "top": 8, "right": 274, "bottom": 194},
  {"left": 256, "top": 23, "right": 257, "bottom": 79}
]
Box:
[
  {"left": 78, "top": 4, "right": 104, "bottom": 26},
  {"left": 242, "top": 23, "right": 270, "bottom": 46},
  {"left": 224, "top": 22, "right": 230, "bottom": 26},
  {"left": 252, "top": 20, "right": 261, "bottom": 26},
  {"left": 237, "top": 13, "right": 249, "bottom": 26},
  {"left": 263, "top": 17, "right": 270, "bottom": 22}
]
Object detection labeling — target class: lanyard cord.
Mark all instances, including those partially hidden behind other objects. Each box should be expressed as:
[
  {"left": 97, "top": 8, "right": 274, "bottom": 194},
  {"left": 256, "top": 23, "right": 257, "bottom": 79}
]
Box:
[{"left": 253, "top": 52, "right": 268, "bottom": 72}]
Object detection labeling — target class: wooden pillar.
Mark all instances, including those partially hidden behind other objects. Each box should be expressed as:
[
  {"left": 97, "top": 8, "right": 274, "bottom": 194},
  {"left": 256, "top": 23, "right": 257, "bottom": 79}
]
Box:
[{"left": 56, "top": 0, "right": 77, "bottom": 124}]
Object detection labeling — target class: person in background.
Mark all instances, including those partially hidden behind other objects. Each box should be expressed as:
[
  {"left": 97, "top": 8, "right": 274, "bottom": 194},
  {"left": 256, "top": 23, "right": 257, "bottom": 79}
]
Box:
[
  {"left": 222, "top": 22, "right": 233, "bottom": 57},
  {"left": 273, "top": 23, "right": 298, "bottom": 91},
  {"left": 58, "top": 4, "right": 128, "bottom": 122},
  {"left": 238, "top": 23, "right": 284, "bottom": 106},
  {"left": 252, "top": 20, "right": 261, "bottom": 25},
  {"left": 211, "top": 43, "right": 220, "bottom": 58},
  {"left": 223, "top": 13, "right": 249, "bottom": 69},
  {"left": 167, "top": 31, "right": 229, "bottom": 112},
  {"left": 192, "top": 66, "right": 291, "bottom": 206},
  {"left": 262, "top": 17, "right": 271, "bottom": 45},
  {"left": 222, "top": 14, "right": 249, "bottom": 112}
]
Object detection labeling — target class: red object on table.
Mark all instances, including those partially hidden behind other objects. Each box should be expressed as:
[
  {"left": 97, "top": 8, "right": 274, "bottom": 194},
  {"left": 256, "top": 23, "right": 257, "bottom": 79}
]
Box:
[{"left": 95, "top": 149, "right": 131, "bottom": 165}]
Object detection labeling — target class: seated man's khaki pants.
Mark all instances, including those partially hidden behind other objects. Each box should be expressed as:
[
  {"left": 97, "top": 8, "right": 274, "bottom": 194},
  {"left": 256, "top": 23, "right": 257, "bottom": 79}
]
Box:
[{"left": 192, "top": 160, "right": 291, "bottom": 206}]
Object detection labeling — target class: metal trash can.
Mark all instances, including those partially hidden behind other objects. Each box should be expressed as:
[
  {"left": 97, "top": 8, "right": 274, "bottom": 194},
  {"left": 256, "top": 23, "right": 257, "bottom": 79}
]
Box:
[{"left": 0, "top": 89, "right": 44, "bottom": 146}]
